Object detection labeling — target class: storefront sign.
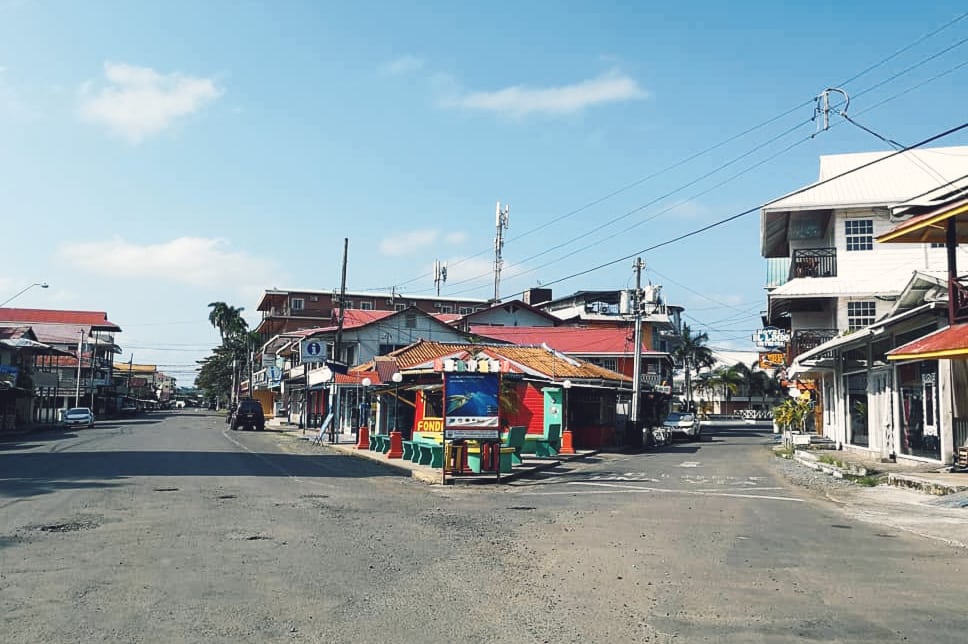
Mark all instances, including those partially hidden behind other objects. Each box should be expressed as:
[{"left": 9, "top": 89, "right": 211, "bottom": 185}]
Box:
[
  {"left": 417, "top": 418, "right": 443, "bottom": 432},
  {"left": 752, "top": 327, "right": 791, "bottom": 350},
  {"left": 445, "top": 428, "right": 501, "bottom": 440},
  {"left": 758, "top": 352, "right": 786, "bottom": 369}
]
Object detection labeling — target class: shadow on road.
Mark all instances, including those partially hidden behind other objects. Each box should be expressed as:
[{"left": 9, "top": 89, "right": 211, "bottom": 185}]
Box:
[{"left": 0, "top": 449, "right": 405, "bottom": 500}]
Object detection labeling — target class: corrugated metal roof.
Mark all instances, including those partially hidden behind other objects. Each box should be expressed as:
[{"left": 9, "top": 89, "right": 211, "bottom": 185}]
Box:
[
  {"left": 0, "top": 308, "right": 122, "bottom": 331},
  {"left": 470, "top": 325, "right": 667, "bottom": 356},
  {"left": 887, "top": 323, "right": 968, "bottom": 360},
  {"left": 765, "top": 146, "right": 968, "bottom": 212},
  {"left": 768, "top": 270, "right": 915, "bottom": 299}
]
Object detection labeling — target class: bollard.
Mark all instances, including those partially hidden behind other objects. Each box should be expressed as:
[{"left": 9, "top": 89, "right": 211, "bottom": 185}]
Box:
[
  {"left": 560, "top": 428, "right": 576, "bottom": 455},
  {"left": 387, "top": 431, "right": 404, "bottom": 458},
  {"left": 356, "top": 425, "right": 370, "bottom": 450}
]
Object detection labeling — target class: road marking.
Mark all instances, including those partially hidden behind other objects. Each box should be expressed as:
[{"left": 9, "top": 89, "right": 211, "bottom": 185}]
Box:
[
  {"left": 679, "top": 461, "right": 700, "bottom": 467},
  {"left": 519, "top": 480, "right": 803, "bottom": 502}
]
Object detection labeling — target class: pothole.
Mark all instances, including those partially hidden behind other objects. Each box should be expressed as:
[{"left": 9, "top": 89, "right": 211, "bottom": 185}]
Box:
[
  {"left": 217, "top": 494, "right": 237, "bottom": 499},
  {"left": 506, "top": 506, "right": 536, "bottom": 511},
  {"left": 245, "top": 535, "right": 270, "bottom": 541},
  {"left": 154, "top": 487, "right": 179, "bottom": 492}
]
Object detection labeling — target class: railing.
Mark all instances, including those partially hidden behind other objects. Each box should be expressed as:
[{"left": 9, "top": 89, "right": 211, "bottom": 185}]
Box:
[
  {"left": 791, "top": 247, "right": 837, "bottom": 279},
  {"left": 791, "top": 328, "right": 838, "bottom": 360}
]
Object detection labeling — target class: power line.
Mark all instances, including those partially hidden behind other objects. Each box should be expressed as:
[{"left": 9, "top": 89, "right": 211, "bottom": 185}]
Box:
[{"left": 372, "top": 11, "right": 968, "bottom": 295}]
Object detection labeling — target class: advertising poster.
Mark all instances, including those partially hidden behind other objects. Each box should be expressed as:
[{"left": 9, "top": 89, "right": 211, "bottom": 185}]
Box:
[{"left": 444, "top": 372, "right": 500, "bottom": 440}]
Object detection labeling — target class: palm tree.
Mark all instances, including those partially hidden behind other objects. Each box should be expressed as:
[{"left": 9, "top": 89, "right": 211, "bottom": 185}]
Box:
[
  {"left": 207, "top": 302, "right": 249, "bottom": 403},
  {"left": 673, "top": 323, "right": 714, "bottom": 411}
]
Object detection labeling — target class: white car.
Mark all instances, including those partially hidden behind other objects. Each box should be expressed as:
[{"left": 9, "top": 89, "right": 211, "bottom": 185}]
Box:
[
  {"left": 662, "top": 412, "right": 701, "bottom": 441},
  {"left": 62, "top": 407, "right": 95, "bottom": 428}
]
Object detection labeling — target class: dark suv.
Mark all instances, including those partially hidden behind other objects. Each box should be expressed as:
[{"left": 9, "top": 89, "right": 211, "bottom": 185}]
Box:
[{"left": 231, "top": 399, "right": 265, "bottom": 431}]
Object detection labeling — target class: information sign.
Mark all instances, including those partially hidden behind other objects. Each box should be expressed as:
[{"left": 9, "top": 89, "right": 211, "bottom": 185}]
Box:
[{"left": 300, "top": 339, "right": 326, "bottom": 364}]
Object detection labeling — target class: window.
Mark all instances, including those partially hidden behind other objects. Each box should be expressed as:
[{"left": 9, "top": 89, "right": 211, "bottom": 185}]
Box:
[
  {"left": 405, "top": 312, "right": 417, "bottom": 328},
  {"left": 601, "top": 358, "right": 617, "bottom": 371},
  {"left": 342, "top": 300, "right": 354, "bottom": 309},
  {"left": 930, "top": 242, "right": 945, "bottom": 248},
  {"left": 360, "top": 300, "right": 374, "bottom": 310},
  {"left": 459, "top": 307, "right": 474, "bottom": 315},
  {"left": 439, "top": 305, "right": 453, "bottom": 314},
  {"left": 394, "top": 304, "right": 407, "bottom": 312},
  {"left": 290, "top": 298, "right": 304, "bottom": 311},
  {"left": 847, "top": 301, "right": 876, "bottom": 330},
  {"left": 844, "top": 219, "right": 873, "bottom": 251}
]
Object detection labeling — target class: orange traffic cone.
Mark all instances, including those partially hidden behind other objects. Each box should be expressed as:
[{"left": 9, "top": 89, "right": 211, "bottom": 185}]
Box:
[
  {"left": 356, "top": 425, "right": 370, "bottom": 450},
  {"left": 387, "top": 431, "right": 404, "bottom": 458},
  {"left": 560, "top": 428, "right": 576, "bottom": 455}
]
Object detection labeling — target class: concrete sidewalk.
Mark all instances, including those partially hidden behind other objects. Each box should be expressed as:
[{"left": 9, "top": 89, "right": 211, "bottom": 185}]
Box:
[{"left": 271, "top": 420, "right": 597, "bottom": 485}]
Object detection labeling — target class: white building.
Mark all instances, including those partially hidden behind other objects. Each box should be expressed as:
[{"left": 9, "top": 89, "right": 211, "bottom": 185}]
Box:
[{"left": 762, "top": 146, "right": 968, "bottom": 464}]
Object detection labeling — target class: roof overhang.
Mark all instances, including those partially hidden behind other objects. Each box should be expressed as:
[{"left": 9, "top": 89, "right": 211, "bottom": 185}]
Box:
[
  {"left": 887, "top": 322, "right": 968, "bottom": 360},
  {"left": 878, "top": 196, "right": 968, "bottom": 244}
]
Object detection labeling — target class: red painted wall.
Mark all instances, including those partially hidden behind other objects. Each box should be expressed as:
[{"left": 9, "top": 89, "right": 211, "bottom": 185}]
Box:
[{"left": 505, "top": 382, "right": 545, "bottom": 436}]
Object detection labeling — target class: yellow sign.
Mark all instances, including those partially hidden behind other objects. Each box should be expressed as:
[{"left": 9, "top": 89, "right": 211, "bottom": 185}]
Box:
[
  {"left": 416, "top": 417, "right": 443, "bottom": 432},
  {"left": 758, "top": 352, "right": 786, "bottom": 369}
]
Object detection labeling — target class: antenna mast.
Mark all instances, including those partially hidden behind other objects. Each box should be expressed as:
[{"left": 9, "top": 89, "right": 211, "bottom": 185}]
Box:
[
  {"left": 492, "top": 201, "right": 510, "bottom": 303},
  {"left": 433, "top": 260, "right": 448, "bottom": 297}
]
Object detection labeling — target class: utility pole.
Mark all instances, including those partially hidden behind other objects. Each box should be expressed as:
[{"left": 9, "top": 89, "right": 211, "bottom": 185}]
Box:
[
  {"left": 74, "top": 329, "right": 84, "bottom": 408},
  {"left": 332, "top": 238, "right": 349, "bottom": 443},
  {"left": 89, "top": 330, "right": 99, "bottom": 410},
  {"left": 630, "top": 257, "right": 645, "bottom": 449},
  {"left": 433, "top": 260, "right": 447, "bottom": 296},
  {"left": 492, "top": 201, "right": 510, "bottom": 303}
]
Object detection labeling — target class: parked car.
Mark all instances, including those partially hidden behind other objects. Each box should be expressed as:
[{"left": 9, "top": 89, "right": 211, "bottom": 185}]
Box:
[
  {"left": 662, "top": 411, "right": 701, "bottom": 441},
  {"left": 63, "top": 407, "right": 95, "bottom": 429},
  {"left": 230, "top": 398, "right": 265, "bottom": 431}
]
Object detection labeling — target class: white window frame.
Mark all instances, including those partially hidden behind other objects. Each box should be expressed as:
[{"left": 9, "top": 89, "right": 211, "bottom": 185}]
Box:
[
  {"left": 845, "top": 219, "right": 873, "bottom": 252},
  {"left": 290, "top": 297, "right": 305, "bottom": 311},
  {"left": 359, "top": 301, "right": 374, "bottom": 311},
  {"left": 847, "top": 300, "right": 876, "bottom": 330}
]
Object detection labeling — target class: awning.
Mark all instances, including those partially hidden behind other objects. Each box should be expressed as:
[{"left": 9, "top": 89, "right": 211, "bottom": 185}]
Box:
[
  {"left": 878, "top": 196, "right": 968, "bottom": 244},
  {"left": 887, "top": 323, "right": 968, "bottom": 360}
]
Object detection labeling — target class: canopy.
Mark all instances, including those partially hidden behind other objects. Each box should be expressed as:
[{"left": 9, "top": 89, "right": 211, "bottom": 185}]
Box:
[
  {"left": 887, "top": 323, "right": 968, "bottom": 360},
  {"left": 877, "top": 197, "right": 968, "bottom": 244}
]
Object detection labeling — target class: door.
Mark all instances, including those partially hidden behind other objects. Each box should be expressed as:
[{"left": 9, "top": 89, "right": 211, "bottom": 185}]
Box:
[{"left": 867, "top": 368, "right": 892, "bottom": 460}]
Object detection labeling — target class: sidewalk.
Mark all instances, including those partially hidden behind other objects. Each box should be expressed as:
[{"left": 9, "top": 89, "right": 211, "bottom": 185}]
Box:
[{"left": 270, "top": 419, "right": 598, "bottom": 485}]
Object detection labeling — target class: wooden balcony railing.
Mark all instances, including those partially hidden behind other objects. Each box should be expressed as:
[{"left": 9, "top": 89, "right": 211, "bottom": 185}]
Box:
[{"left": 791, "top": 247, "right": 837, "bottom": 279}]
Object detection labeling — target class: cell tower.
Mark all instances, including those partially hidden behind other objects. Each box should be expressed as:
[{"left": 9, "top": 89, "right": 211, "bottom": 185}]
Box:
[{"left": 492, "top": 201, "right": 510, "bottom": 303}]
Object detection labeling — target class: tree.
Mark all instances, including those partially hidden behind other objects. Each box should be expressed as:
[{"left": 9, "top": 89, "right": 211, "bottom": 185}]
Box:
[
  {"left": 205, "top": 302, "right": 250, "bottom": 404},
  {"left": 673, "top": 323, "right": 715, "bottom": 411}
]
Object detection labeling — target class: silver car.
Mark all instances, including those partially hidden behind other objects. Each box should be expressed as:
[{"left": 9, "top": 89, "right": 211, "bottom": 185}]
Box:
[
  {"left": 662, "top": 411, "right": 701, "bottom": 441},
  {"left": 62, "top": 407, "right": 95, "bottom": 428}
]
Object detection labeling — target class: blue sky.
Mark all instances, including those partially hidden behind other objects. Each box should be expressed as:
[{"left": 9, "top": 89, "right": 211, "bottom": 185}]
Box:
[{"left": 2, "top": 1, "right": 968, "bottom": 384}]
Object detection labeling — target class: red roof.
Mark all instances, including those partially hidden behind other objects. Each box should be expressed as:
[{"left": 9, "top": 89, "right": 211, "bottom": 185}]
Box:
[
  {"left": 294, "top": 309, "right": 395, "bottom": 336},
  {"left": 0, "top": 307, "right": 122, "bottom": 331},
  {"left": 470, "top": 325, "right": 666, "bottom": 355},
  {"left": 887, "top": 323, "right": 968, "bottom": 360}
]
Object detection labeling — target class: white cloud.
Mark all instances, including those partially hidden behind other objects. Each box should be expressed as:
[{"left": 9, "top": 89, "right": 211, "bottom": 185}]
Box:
[
  {"left": 59, "top": 236, "right": 279, "bottom": 293},
  {"left": 442, "top": 70, "right": 647, "bottom": 118},
  {"left": 378, "top": 229, "right": 442, "bottom": 256},
  {"left": 443, "top": 231, "right": 468, "bottom": 244},
  {"left": 380, "top": 55, "right": 425, "bottom": 75},
  {"left": 78, "top": 62, "right": 222, "bottom": 143}
]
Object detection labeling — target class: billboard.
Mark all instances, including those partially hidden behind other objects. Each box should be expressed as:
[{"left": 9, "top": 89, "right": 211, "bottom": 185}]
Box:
[{"left": 443, "top": 372, "right": 500, "bottom": 440}]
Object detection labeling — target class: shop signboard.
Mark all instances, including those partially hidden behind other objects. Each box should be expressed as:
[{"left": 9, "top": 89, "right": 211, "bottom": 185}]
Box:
[
  {"left": 758, "top": 352, "right": 786, "bottom": 369},
  {"left": 443, "top": 371, "right": 500, "bottom": 440},
  {"left": 752, "top": 327, "right": 790, "bottom": 350}
]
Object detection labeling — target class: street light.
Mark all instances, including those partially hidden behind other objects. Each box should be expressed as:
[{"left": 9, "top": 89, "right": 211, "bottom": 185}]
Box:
[
  {"left": 391, "top": 372, "right": 403, "bottom": 433},
  {"left": 356, "top": 377, "right": 372, "bottom": 450},
  {"left": 1, "top": 282, "right": 49, "bottom": 307},
  {"left": 560, "top": 379, "right": 576, "bottom": 455}
]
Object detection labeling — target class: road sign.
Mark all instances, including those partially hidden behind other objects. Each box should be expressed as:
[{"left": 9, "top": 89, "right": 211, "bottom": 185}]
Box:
[{"left": 301, "top": 339, "right": 326, "bottom": 363}]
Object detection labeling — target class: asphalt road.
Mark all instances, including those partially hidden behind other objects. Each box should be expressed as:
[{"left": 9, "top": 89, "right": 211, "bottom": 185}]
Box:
[{"left": 2, "top": 413, "right": 966, "bottom": 643}]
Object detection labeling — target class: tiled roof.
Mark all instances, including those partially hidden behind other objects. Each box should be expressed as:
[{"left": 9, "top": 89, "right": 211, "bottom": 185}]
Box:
[
  {"left": 293, "top": 309, "right": 402, "bottom": 336},
  {"left": 470, "top": 325, "right": 665, "bottom": 355},
  {"left": 356, "top": 340, "right": 630, "bottom": 383},
  {"left": 0, "top": 308, "right": 122, "bottom": 331}
]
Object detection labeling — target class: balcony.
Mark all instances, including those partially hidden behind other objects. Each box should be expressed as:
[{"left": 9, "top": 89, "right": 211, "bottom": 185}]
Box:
[
  {"left": 791, "top": 248, "right": 837, "bottom": 279},
  {"left": 791, "top": 328, "right": 838, "bottom": 361}
]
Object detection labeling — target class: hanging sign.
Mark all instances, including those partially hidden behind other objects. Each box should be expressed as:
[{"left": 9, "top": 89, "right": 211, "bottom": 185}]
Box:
[{"left": 752, "top": 327, "right": 790, "bottom": 350}]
